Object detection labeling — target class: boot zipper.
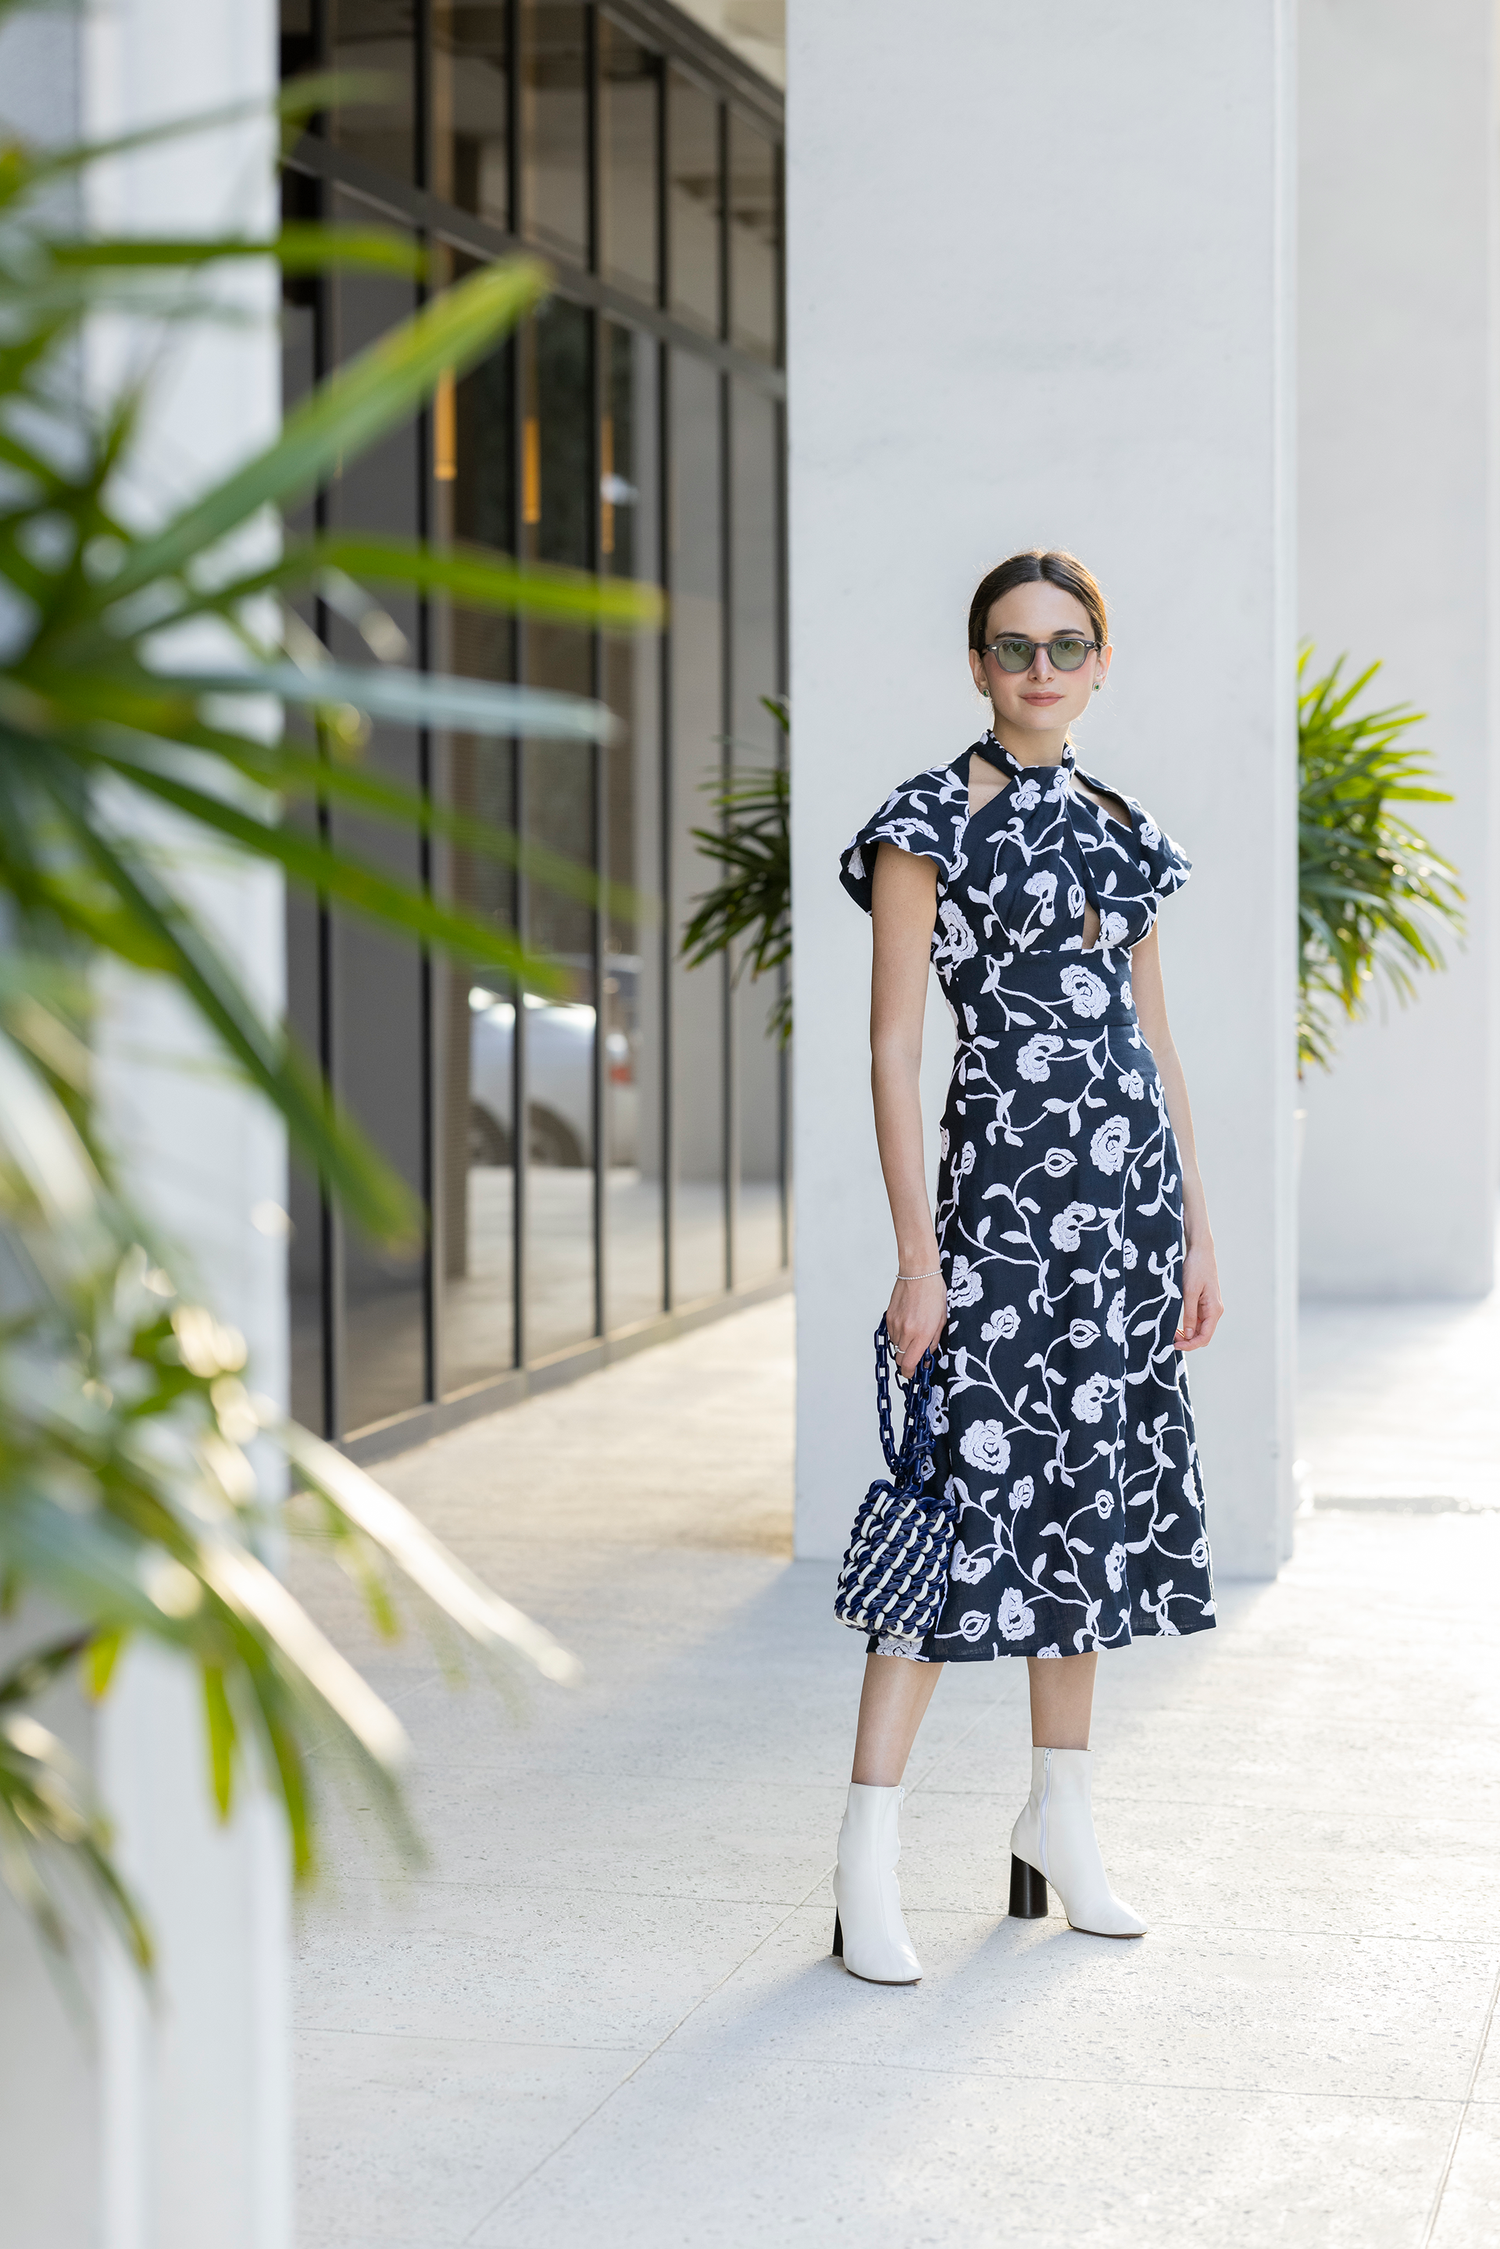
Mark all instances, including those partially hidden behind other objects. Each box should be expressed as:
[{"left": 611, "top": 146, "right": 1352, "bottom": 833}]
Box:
[{"left": 1039, "top": 1748, "right": 1052, "bottom": 1879}]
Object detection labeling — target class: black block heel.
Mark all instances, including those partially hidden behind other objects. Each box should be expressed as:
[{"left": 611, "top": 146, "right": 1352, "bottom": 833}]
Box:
[
  {"left": 832, "top": 1911, "right": 844, "bottom": 1958},
  {"left": 1009, "top": 1855, "right": 1049, "bottom": 1919}
]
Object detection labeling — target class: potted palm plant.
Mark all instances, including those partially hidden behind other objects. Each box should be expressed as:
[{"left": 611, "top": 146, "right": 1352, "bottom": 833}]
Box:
[
  {"left": 0, "top": 78, "right": 659, "bottom": 1973},
  {"left": 1297, "top": 647, "right": 1465, "bottom": 1075}
]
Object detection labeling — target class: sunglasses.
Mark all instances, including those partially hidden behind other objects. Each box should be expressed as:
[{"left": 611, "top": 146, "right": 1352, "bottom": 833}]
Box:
[{"left": 982, "top": 634, "right": 1101, "bottom": 674}]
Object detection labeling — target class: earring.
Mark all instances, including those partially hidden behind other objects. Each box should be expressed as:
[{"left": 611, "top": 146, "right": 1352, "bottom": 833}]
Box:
[{"left": 1092, "top": 680, "right": 1104, "bottom": 694}]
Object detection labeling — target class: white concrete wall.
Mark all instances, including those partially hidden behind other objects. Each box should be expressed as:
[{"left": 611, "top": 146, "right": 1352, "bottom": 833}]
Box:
[
  {"left": 1298, "top": 0, "right": 1499, "bottom": 1300},
  {"left": 88, "top": 3, "right": 292, "bottom": 2238},
  {"left": 0, "top": 5, "right": 292, "bottom": 2246},
  {"left": 787, "top": 0, "right": 1299, "bottom": 1579}
]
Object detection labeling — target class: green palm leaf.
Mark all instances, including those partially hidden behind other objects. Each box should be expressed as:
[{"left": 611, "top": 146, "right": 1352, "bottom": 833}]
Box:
[{"left": 1297, "top": 647, "right": 1465, "bottom": 1071}]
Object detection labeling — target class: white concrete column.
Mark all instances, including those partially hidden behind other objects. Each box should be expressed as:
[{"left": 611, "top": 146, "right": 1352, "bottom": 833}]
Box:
[
  {"left": 0, "top": 5, "right": 291, "bottom": 2247},
  {"left": 788, "top": 0, "right": 1298, "bottom": 1577},
  {"left": 1298, "top": 0, "right": 1499, "bottom": 1300},
  {"left": 86, "top": 3, "right": 292, "bottom": 2240}
]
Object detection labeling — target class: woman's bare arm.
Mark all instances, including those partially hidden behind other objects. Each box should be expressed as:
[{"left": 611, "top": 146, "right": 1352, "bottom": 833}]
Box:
[
  {"left": 1129, "top": 923, "right": 1224, "bottom": 1353},
  {"left": 870, "top": 842, "right": 949, "bottom": 1377}
]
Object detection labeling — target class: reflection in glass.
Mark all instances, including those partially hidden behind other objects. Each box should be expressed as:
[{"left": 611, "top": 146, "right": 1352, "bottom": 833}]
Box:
[
  {"left": 730, "top": 382, "right": 785, "bottom": 1285},
  {"left": 327, "top": 210, "right": 427, "bottom": 1433},
  {"left": 521, "top": 301, "right": 598, "bottom": 1357},
  {"left": 518, "top": 0, "right": 588, "bottom": 264},
  {"left": 599, "top": 20, "right": 661, "bottom": 302},
  {"left": 602, "top": 324, "right": 665, "bottom": 1331},
  {"left": 668, "top": 70, "right": 721, "bottom": 336},
  {"left": 431, "top": 1, "right": 510, "bottom": 224},
  {"left": 280, "top": 200, "right": 326, "bottom": 1431},
  {"left": 327, "top": 0, "right": 416, "bottom": 180},
  {"left": 728, "top": 113, "right": 779, "bottom": 361},
  {"left": 669, "top": 351, "right": 726, "bottom": 1302},
  {"left": 431, "top": 319, "right": 517, "bottom": 1393}
]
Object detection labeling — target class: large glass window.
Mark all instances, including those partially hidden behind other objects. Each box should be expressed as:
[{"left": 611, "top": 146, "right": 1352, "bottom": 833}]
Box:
[
  {"left": 729, "top": 381, "right": 784, "bottom": 1286},
  {"left": 668, "top": 351, "right": 726, "bottom": 1303},
  {"left": 327, "top": 0, "right": 417, "bottom": 181},
  {"left": 520, "top": 299, "right": 597, "bottom": 1359},
  {"left": 519, "top": 0, "right": 589, "bottom": 265},
  {"left": 280, "top": 167, "right": 327, "bottom": 1434},
  {"left": 668, "top": 70, "right": 721, "bottom": 337},
  {"left": 432, "top": 304, "right": 518, "bottom": 1396},
  {"left": 326, "top": 203, "right": 428, "bottom": 1434},
  {"left": 281, "top": 3, "right": 785, "bottom": 1446},
  {"left": 728, "top": 112, "right": 779, "bottom": 362},
  {"left": 599, "top": 17, "right": 662, "bottom": 303},
  {"left": 431, "top": 1, "right": 511, "bottom": 226},
  {"left": 602, "top": 323, "right": 664, "bottom": 1331}
]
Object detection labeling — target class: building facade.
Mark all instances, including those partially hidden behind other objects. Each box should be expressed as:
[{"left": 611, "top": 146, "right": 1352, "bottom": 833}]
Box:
[{"left": 279, "top": 0, "right": 789, "bottom": 1457}]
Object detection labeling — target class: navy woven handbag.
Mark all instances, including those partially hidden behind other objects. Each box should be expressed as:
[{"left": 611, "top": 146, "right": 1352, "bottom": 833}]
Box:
[{"left": 833, "top": 1318, "right": 953, "bottom": 1644}]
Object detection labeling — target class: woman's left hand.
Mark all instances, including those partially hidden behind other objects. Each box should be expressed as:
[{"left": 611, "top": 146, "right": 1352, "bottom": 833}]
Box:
[{"left": 1175, "top": 1239, "right": 1224, "bottom": 1353}]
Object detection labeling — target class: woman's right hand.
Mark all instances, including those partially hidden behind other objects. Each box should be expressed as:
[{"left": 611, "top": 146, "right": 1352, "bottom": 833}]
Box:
[{"left": 886, "top": 1272, "right": 947, "bottom": 1379}]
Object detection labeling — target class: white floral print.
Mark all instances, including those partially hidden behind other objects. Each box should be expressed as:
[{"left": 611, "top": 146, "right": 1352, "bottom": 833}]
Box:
[
  {"left": 997, "top": 1587, "right": 1036, "bottom": 1641},
  {"left": 1071, "top": 1373, "right": 1113, "bottom": 1423},
  {"left": 1017, "top": 1034, "right": 1064, "bottom": 1083},
  {"left": 1024, "top": 869, "right": 1058, "bottom": 923},
  {"left": 1090, "top": 1115, "right": 1130, "bottom": 1175},
  {"left": 1050, "top": 1201, "right": 1097, "bottom": 1252},
  {"left": 958, "top": 1419, "right": 1011, "bottom": 1474},
  {"left": 946, "top": 1254, "right": 984, "bottom": 1308},
  {"left": 839, "top": 732, "right": 1212, "bottom": 1660},
  {"left": 1060, "top": 964, "right": 1111, "bottom": 1019},
  {"left": 951, "top": 1541, "right": 993, "bottom": 1584},
  {"left": 937, "top": 898, "right": 977, "bottom": 964}
]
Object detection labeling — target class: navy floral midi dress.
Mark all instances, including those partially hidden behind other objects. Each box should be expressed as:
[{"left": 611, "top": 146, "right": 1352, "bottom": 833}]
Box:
[{"left": 840, "top": 732, "right": 1216, "bottom": 1662}]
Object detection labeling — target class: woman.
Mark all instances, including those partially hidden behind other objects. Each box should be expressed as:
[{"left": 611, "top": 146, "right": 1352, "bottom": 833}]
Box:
[{"left": 831, "top": 549, "right": 1223, "bottom": 1984}]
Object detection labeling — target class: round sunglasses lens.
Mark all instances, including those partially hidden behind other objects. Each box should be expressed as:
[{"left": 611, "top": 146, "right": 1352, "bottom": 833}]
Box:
[
  {"left": 994, "top": 639, "right": 1033, "bottom": 672},
  {"left": 1050, "top": 637, "right": 1090, "bottom": 670}
]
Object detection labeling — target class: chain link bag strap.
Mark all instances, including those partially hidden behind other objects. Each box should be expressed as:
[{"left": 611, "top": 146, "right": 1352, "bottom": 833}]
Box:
[{"left": 833, "top": 1318, "right": 953, "bottom": 1644}]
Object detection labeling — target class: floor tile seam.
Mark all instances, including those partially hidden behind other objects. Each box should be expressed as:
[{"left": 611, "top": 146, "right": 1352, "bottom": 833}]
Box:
[
  {"left": 297, "top": 1885, "right": 835, "bottom": 1909},
  {"left": 1417, "top": 1957, "right": 1500, "bottom": 2249},
  {"left": 457, "top": 1880, "right": 828, "bottom": 2243},
  {"left": 641, "top": 2051, "right": 1475, "bottom": 2109},
  {"left": 902, "top": 1695, "right": 1021, "bottom": 1799},
  {"left": 294, "top": 2024, "right": 646, "bottom": 2055},
  {"left": 293, "top": 1891, "right": 1500, "bottom": 1948},
  {"left": 389, "top": 1767, "right": 897, "bottom": 1786}
]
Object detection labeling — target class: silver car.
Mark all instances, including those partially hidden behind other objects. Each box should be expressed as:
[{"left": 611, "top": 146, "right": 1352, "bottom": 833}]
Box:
[{"left": 469, "top": 987, "right": 638, "bottom": 1169}]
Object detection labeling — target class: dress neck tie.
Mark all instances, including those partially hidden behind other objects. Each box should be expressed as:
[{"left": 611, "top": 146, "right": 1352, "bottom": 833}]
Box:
[{"left": 981, "top": 729, "right": 1076, "bottom": 781}]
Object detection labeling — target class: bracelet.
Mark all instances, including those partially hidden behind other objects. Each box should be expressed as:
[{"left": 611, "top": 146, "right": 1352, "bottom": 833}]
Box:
[{"left": 897, "top": 1267, "right": 942, "bottom": 1281}]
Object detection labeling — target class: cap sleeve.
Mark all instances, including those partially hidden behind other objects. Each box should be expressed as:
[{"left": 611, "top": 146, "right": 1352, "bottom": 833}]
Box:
[
  {"left": 1132, "top": 802, "right": 1192, "bottom": 902},
  {"left": 838, "top": 764, "right": 967, "bottom": 914}
]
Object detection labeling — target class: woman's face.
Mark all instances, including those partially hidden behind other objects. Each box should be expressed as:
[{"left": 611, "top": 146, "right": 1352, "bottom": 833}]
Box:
[{"left": 968, "top": 582, "right": 1111, "bottom": 742}]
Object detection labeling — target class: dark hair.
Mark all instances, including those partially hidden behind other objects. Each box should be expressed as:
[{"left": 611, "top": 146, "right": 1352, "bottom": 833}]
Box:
[{"left": 967, "top": 549, "right": 1108, "bottom": 653}]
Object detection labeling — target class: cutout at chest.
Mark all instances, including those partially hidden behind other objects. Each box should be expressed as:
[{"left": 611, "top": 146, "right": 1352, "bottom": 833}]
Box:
[{"left": 968, "top": 759, "right": 1134, "bottom": 958}]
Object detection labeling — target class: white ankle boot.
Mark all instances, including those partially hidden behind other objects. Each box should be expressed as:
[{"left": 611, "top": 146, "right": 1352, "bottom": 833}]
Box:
[
  {"left": 831, "top": 1782, "right": 923, "bottom": 1983},
  {"left": 1009, "top": 1747, "right": 1146, "bottom": 1937}
]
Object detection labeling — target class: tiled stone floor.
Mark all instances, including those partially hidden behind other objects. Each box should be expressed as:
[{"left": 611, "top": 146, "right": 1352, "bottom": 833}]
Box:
[{"left": 290, "top": 1296, "right": 1500, "bottom": 2247}]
